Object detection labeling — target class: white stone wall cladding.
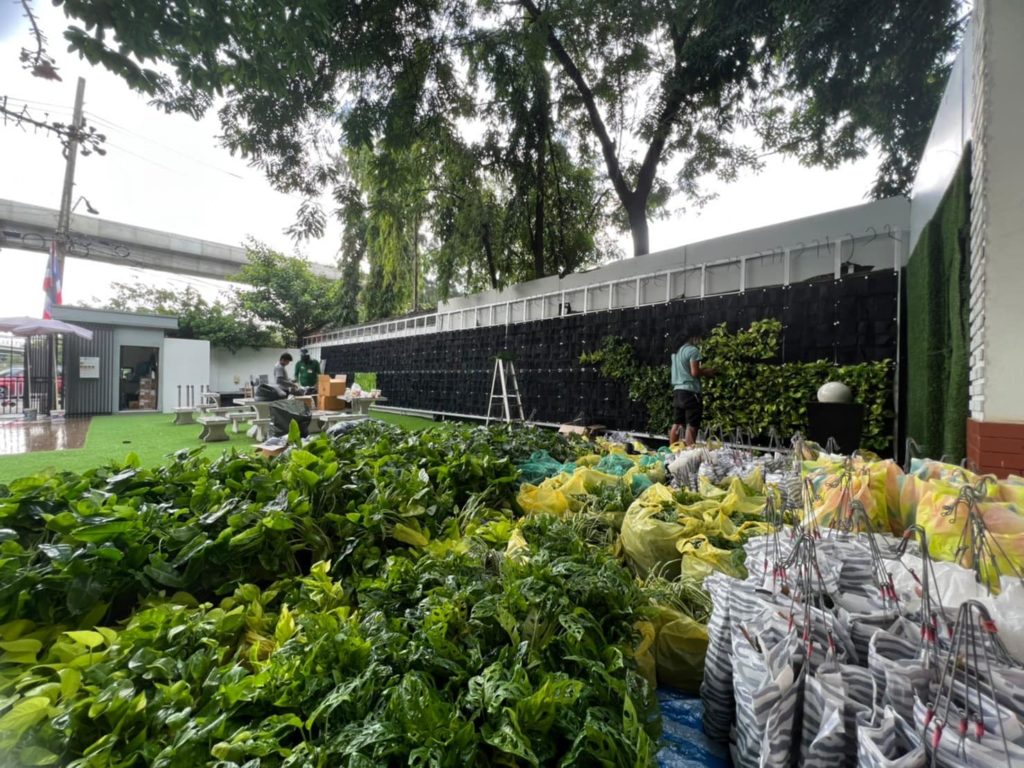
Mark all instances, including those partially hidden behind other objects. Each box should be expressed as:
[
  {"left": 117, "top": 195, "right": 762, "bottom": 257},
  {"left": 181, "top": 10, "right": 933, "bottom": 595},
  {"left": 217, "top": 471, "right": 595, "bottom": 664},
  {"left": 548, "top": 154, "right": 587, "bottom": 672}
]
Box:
[{"left": 969, "top": 0, "right": 990, "bottom": 421}]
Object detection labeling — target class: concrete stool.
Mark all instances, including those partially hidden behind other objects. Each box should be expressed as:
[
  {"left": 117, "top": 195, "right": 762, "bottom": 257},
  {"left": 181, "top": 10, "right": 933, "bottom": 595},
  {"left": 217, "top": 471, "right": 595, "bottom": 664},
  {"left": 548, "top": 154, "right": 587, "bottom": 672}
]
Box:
[
  {"left": 228, "top": 411, "right": 252, "bottom": 434},
  {"left": 197, "top": 416, "right": 230, "bottom": 443},
  {"left": 174, "top": 407, "right": 196, "bottom": 425},
  {"left": 319, "top": 412, "right": 361, "bottom": 429},
  {"left": 250, "top": 418, "right": 272, "bottom": 442}
]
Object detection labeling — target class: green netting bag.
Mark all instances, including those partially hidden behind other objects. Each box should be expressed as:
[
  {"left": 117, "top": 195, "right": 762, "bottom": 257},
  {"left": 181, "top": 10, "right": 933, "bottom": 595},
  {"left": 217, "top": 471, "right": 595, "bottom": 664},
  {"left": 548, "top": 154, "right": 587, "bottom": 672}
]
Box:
[
  {"left": 595, "top": 451, "right": 636, "bottom": 477},
  {"left": 516, "top": 450, "right": 576, "bottom": 485}
]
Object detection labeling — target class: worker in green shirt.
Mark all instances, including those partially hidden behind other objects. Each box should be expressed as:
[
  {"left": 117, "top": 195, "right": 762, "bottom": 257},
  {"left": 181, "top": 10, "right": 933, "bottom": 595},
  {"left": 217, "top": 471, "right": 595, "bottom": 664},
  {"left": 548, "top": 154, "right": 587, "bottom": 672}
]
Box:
[
  {"left": 669, "top": 327, "right": 715, "bottom": 447},
  {"left": 294, "top": 348, "right": 321, "bottom": 389}
]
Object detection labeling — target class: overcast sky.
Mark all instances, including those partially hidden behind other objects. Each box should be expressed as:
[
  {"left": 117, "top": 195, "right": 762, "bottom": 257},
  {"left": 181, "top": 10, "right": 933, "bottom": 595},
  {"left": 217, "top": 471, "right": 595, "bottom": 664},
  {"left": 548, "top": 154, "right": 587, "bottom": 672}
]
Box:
[{"left": 1, "top": 2, "right": 881, "bottom": 320}]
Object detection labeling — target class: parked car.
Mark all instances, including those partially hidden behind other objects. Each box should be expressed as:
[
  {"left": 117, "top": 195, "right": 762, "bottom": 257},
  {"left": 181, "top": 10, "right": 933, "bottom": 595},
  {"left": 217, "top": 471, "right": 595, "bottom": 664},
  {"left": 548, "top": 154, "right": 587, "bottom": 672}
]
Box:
[
  {"left": 0, "top": 366, "right": 24, "bottom": 402},
  {"left": 0, "top": 366, "right": 64, "bottom": 404}
]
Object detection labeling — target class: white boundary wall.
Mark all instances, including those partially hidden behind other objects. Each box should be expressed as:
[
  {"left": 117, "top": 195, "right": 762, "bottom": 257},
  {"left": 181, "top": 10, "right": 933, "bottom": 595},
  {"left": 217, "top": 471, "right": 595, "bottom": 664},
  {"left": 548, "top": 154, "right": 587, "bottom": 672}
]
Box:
[
  {"left": 209, "top": 346, "right": 291, "bottom": 393},
  {"left": 307, "top": 198, "right": 910, "bottom": 351},
  {"left": 969, "top": 0, "right": 1024, "bottom": 424}
]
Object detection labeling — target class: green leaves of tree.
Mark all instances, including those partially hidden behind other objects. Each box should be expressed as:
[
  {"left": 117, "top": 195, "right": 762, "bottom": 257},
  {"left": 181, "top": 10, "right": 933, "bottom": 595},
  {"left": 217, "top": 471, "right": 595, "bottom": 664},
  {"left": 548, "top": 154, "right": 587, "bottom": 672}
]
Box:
[
  {"left": 96, "top": 282, "right": 279, "bottom": 352},
  {"left": 234, "top": 242, "right": 348, "bottom": 346}
]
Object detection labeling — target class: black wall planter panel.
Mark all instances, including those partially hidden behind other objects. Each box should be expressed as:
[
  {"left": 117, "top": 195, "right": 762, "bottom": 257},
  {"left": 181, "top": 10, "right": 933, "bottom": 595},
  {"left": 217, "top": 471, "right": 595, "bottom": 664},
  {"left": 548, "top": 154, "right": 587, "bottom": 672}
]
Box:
[{"left": 321, "top": 270, "right": 898, "bottom": 432}]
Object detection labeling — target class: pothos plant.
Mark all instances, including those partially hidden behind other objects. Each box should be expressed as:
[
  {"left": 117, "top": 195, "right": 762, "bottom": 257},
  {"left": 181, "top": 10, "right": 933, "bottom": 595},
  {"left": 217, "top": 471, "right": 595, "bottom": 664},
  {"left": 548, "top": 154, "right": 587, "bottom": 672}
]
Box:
[{"left": 581, "top": 319, "right": 894, "bottom": 453}]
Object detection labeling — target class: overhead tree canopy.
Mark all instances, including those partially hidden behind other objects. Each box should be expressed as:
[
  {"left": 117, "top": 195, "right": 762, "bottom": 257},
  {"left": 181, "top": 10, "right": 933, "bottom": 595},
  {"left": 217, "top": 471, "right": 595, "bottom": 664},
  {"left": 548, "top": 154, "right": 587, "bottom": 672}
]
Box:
[
  {"left": 50, "top": 0, "right": 962, "bottom": 310},
  {"left": 94, "top": 283, "right": 281, "bottom": 352},
  {"left": 234, "top": 243, "right": 347, "bottom": 346}
]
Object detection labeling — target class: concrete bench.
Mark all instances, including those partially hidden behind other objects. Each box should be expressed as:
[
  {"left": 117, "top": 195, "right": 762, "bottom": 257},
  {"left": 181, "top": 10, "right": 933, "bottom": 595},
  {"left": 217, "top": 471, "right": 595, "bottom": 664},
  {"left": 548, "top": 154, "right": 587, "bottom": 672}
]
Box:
[
  {"left": 227, "top": 411, "right": 254, "bottom": 434},
  {"left": 249, "top": 418, "right": 272, "bottom": 442},
  {"left": 318, "top": 412, "right": 364, "bottom": 427},
  {"left": 173, "top": 407, "right": 196, "bottom": 425},
  {"left": 201, "top": 405, "right": 249, "bottom": 416},
  {"left": 197, "top": 416, "right": 230, "bottom": 443}
]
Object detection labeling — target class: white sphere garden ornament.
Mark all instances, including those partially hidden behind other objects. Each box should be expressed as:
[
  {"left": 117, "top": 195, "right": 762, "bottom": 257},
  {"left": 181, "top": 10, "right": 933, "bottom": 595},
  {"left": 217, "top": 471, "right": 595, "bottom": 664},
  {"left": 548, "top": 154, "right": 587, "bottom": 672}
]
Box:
[{"left": 817, "top": 381, "right": 853, "bottom": 404}]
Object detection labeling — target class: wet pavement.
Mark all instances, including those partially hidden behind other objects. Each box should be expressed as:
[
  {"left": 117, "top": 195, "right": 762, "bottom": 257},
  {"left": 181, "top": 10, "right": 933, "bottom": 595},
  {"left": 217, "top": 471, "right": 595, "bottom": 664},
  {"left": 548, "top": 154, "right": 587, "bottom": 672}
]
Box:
[{"left": 0, "top": 417, "right": 91, "bottom": 455}]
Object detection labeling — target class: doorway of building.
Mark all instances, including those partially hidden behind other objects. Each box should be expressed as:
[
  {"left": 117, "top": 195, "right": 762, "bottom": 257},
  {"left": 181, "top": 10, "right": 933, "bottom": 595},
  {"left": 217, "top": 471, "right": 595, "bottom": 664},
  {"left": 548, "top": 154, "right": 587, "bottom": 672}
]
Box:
[{"left": 119, "top": 346, "right": 159, "bottom": 411}]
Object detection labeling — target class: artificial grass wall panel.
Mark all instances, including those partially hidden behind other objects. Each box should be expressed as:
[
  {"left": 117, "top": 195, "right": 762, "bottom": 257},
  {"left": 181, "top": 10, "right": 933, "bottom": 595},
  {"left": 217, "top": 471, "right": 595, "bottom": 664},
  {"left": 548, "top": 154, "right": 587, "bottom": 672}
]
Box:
[{"left": 905, "top": 149, "right": 971, "bottom": 462}]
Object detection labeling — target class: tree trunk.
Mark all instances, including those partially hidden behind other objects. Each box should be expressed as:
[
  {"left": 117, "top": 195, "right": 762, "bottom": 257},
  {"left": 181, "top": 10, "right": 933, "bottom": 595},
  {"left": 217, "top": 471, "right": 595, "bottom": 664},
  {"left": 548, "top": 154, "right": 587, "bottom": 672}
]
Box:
[
  {"left": 626, "top": 197, "right": 650, "bottom": 256},
  {"left": 532, "top": 159, "right": 545, "bottom": 278},
  {"left": 482, "top": 220, "right": 498, "bottom": 289},
  {"left": 412, "top": 210, "right": 420, "bottom": 312},
  {"left": 529, "top": 62, "right": 549, "bottom": 279}
]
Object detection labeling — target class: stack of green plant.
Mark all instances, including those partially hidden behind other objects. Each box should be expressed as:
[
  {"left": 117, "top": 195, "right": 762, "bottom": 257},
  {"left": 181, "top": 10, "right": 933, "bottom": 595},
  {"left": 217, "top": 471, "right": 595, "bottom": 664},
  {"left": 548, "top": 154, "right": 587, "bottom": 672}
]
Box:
[
  {"left": 581, "top": 319, "right": 894, "bottom": 452},
  {"left": 0, "top": 423, "right": 658, "bottom": 766}
]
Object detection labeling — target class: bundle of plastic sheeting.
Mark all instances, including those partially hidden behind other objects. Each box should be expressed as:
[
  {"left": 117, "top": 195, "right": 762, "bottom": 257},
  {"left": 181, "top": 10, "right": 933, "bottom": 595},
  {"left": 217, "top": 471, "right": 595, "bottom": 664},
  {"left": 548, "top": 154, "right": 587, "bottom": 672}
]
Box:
[{"left": 668, "top": 447, "right": 704, "bottom": 490}]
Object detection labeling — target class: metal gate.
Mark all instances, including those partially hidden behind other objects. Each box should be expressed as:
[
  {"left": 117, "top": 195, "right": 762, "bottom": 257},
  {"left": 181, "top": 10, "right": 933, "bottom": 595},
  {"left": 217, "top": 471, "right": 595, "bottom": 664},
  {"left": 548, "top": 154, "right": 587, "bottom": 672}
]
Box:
[{"left": 0, "top": 333, "right": 60, "bottom": 416}]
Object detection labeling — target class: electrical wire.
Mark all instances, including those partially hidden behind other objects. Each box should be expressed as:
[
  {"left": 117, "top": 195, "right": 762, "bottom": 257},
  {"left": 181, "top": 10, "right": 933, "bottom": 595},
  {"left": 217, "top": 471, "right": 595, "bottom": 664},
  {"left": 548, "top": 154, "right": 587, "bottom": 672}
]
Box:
[{"left": 85, "top": 110, "right": 246, "bottom": 180}]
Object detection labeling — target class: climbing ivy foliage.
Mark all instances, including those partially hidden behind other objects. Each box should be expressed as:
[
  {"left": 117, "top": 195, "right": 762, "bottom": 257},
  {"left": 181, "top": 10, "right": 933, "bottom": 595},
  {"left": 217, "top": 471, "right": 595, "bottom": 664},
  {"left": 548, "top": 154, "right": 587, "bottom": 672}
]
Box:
[{"left": 582, "top": 320, "right": 894, "bottom": 452}]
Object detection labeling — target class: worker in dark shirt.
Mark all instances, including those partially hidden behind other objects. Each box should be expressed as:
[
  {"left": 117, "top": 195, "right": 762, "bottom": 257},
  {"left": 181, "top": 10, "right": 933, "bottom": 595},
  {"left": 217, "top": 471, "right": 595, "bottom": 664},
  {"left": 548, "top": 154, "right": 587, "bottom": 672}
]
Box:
[{"left": 294, "top": 348, "right": 321, "bottom": 389}]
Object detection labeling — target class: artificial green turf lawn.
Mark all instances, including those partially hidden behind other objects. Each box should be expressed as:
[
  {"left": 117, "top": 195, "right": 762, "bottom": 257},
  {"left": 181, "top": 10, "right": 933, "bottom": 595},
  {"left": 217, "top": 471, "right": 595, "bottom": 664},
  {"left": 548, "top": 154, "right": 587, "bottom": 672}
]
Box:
[{"left": 0, "top": 408, "right": 442, "bottom": 483}]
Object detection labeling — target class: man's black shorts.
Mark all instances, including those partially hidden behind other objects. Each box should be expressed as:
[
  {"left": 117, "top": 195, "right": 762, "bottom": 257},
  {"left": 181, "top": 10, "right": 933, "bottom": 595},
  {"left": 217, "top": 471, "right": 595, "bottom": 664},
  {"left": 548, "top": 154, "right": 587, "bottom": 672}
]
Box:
[{"left": 673, "top": 389, "right": 703, "bottom": 428}]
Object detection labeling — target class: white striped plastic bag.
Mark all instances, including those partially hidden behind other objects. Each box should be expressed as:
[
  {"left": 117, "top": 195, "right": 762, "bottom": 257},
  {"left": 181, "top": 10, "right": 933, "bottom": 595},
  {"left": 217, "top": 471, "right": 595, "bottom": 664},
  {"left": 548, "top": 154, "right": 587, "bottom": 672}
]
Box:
[
  {"left": 856, "top": 706, "right": 925, "bottom": 768},
  {"left": 799, "top": 657, "right": 877, "bottom": 767},
  {"left": 867, "top": 628, "right": 933, "bottom": 722},
  {"left": 701, "top": 573, "right": 782, "bottom": 741},
  {"left": 729, "top": 624, "right": 802, "bottom": 768},
  {"left": 914, "top": 693, "right": 1024, "bottom": 767}
]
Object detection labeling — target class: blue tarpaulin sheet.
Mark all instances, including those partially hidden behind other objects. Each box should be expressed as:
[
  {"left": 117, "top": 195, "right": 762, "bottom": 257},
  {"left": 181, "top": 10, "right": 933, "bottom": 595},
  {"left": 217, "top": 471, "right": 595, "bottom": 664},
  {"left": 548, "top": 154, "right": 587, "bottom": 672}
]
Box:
[{"left": 656, "top": 690, "right": 731, "bottom": 767}]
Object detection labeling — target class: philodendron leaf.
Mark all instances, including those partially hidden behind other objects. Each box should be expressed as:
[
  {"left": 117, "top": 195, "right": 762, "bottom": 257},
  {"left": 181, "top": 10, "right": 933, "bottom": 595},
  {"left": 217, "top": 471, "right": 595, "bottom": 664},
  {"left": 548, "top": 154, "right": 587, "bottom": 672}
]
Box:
[{"left": 0, "top": 696, "right": 51, "bottom": 748}]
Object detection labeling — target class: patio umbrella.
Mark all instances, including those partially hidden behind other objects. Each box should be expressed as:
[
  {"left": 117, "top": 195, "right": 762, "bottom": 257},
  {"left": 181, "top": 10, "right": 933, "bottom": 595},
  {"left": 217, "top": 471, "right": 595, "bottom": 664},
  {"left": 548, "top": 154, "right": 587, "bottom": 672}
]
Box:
[{"left": 0, "top": 317, "right": 93, "bottom": 414}]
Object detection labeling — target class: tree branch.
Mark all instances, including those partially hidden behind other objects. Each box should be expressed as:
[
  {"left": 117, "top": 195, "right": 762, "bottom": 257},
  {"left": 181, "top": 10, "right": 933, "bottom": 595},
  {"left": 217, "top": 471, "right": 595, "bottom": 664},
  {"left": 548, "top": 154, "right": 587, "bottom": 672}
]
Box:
[
  {"left": 517, "top": 0, "right": 633, "bottom": 205},
  {"left": 634, "top": 14, "right": 698, "bottom": 200},
  {"left": 19, "top": 0, "right": 62, "bottom": 80}
]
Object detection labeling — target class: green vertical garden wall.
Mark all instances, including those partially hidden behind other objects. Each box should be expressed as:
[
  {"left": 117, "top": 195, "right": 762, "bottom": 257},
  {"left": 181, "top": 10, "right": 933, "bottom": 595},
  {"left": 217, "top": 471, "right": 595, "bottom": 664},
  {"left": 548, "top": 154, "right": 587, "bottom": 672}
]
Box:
[{"left": 905, "top": 150, "right": 971, "bottom": 462}]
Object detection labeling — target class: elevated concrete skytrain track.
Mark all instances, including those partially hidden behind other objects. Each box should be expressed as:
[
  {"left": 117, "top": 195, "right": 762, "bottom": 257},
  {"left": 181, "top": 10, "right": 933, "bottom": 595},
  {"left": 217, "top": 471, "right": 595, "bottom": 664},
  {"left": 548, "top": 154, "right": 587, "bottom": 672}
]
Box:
[{"left": 0, "top": 198, "right": 341, "bottom": 281}]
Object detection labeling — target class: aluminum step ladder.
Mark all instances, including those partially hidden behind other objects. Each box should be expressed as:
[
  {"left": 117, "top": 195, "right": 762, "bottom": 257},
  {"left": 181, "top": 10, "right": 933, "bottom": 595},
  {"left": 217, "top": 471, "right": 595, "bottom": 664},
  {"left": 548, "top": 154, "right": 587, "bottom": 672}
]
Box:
[{"left": 486, "top": 357, "right": 525, "bottom": 425}]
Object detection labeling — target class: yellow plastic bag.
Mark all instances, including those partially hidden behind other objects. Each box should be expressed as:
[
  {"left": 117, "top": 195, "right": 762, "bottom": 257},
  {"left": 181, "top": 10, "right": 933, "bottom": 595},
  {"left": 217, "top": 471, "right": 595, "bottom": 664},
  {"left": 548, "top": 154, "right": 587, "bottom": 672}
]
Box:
[
  {"left": 718, "top": 476, "right": 770, "bottom": 516},
  {"left": 633, "top": 620, "right": 658, "bottom": 688},
  {"left": 916, "top": 484, "right": 1024, "bottom": 588},
  {"left": 653, "top": 605, "right": 709, "bottom": 693},
  {"left": 505, "top": 527, "right": 530, "bottom": 562},
  {"left": 802, "top": 460, "right": 891, "bottom": 533},
  {"left": 557, "top": 467, "right": 628, "bottom": 500},
  {"left": 678, "top": 534, "right": 747, "bottom": 582},
  {"left": 516, "top": 480, "right": 571, "bottom": 516},
  {"left": 619, "top": 484, "right": 720, "bottom": 576}
]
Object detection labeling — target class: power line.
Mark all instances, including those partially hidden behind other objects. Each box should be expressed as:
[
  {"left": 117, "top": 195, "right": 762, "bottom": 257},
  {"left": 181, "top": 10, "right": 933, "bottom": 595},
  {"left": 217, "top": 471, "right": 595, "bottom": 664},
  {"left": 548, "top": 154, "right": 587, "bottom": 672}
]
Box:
[
  {"left": 84, "top": 110, "right": 328, "bottom": 209},
  {"left": 85, "top": 110, "right": 246, "bottom": 180},
  {"left": 2, "top": 96, "right": 76, "bottom": 113}
]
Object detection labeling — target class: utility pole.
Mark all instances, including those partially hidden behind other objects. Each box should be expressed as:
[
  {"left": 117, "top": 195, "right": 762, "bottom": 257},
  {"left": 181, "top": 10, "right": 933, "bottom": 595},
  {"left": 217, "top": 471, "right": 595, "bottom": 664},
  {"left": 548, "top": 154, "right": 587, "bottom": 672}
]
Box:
[
  {"left": 56, "top": 77, "right": 86, "bottom": 266},
  {"left": 40, "top": 77, "right": 85, "bottom": 413}
]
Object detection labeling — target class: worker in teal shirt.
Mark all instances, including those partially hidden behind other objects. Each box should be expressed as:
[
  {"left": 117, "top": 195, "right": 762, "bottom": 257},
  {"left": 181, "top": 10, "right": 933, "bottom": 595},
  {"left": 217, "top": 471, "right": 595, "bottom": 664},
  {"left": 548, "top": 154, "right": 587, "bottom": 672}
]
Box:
[{"left": 669, "top": 328, "right": 715, "bottom": 447}]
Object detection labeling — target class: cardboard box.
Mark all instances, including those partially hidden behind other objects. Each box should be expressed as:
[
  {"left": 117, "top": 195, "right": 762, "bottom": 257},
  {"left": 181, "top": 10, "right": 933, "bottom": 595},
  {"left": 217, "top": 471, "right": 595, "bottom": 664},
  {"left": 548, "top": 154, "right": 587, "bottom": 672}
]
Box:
[
  {"left": 318, "top": 374, "right": 347, "bottom": 399},
  {"left": 558, "top": 423, "right": 604, "bottom": 437},
  {"left": 319, "top": 394, "right": 349, "bottom": 412}
]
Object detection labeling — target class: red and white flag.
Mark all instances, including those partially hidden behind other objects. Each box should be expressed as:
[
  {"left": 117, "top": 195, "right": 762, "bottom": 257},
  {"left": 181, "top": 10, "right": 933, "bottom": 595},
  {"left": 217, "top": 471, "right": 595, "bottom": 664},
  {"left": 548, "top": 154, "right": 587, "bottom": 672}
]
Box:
[{"left": 42, "top": 240, "right": 63, "bottom": 319}]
